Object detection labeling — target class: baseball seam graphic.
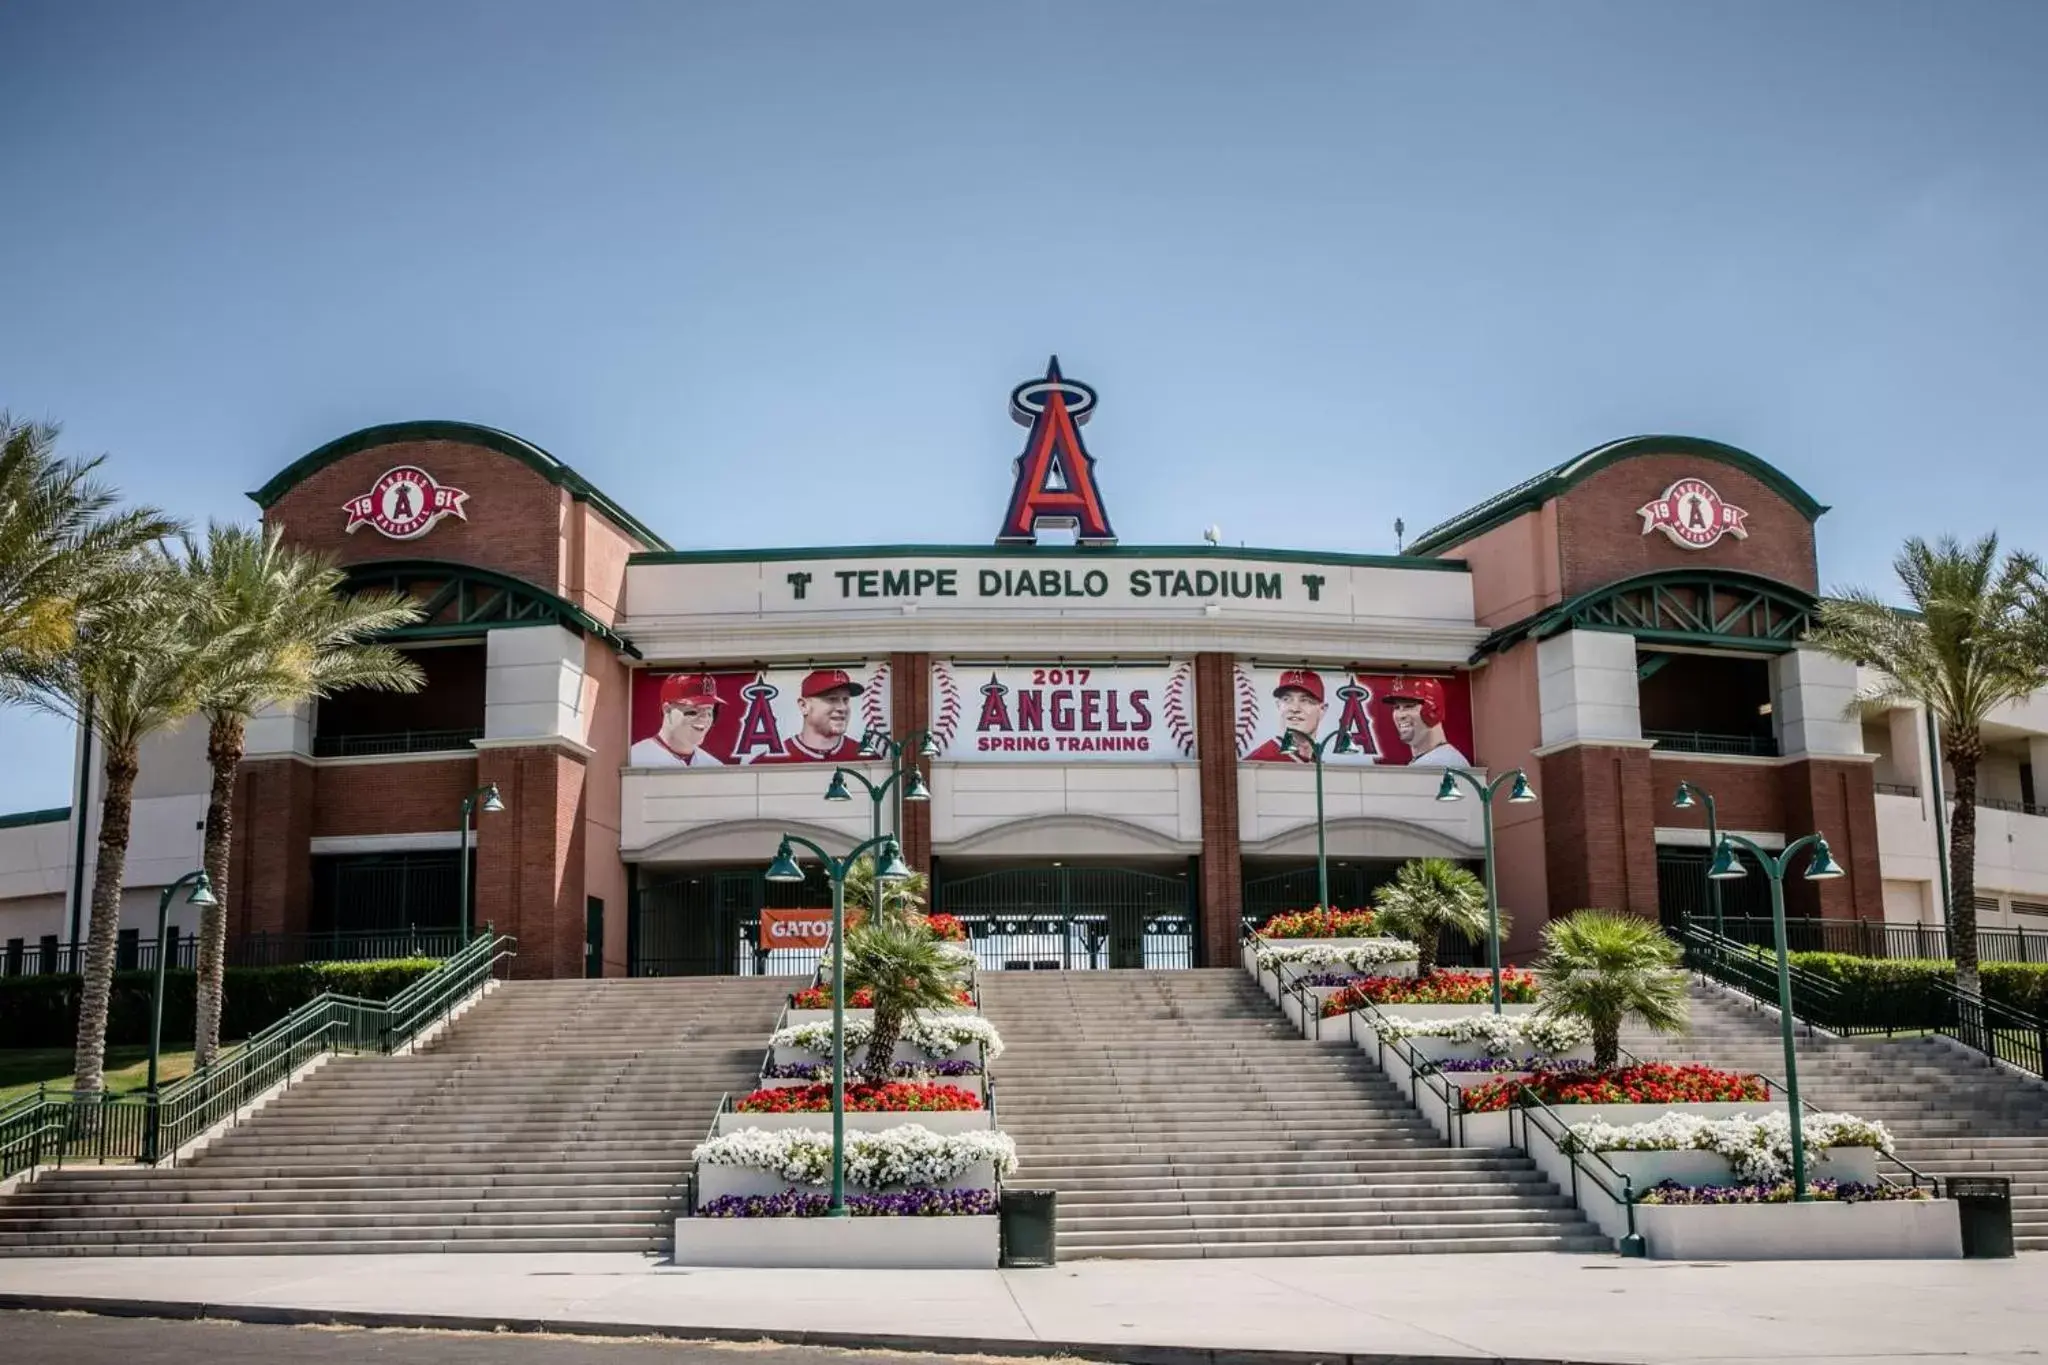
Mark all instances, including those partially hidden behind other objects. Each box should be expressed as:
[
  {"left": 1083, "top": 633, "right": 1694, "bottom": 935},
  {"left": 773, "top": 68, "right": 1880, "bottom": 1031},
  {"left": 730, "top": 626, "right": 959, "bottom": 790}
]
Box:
[
  {"left": 863, "top": 662, "right": 889, "bottom": 739},
  {"left": 931, "top": 661, "right": 961, "bottom": 749},
  {"left": 1164, "top": 661, "right": 1196, "bottom": 757},
  {"left": 1234, "top": 666, "right": 1260, "bottom": 757}
]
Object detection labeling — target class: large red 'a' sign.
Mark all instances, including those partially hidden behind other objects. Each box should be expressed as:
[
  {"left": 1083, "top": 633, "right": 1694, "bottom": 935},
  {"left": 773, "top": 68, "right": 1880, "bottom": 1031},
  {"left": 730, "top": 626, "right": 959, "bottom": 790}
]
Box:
[{"left": 996, "top": 356, "right": 1116, "bottom": 545}]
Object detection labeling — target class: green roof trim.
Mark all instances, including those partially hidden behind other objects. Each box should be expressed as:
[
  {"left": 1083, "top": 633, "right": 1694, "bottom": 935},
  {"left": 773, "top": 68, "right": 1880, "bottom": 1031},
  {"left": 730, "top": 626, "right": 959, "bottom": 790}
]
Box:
[
  {"left": 0, "top": 807, "right": 69, "bottom": 830},
  {"left": 1405, "top": 435, "right": 1829, "bottom": 558},
  {"left": 629, "top": 543, "right": 1469, "bottom": 572},
  {"left": 248, "top": 420, "right": 671, "bottom": 552},
  {"left": 1472, "top": 567, "right": 1820, "bottom": 661},
  {"left": 342, "top": 558, "right": 641, "bottom": 659}
]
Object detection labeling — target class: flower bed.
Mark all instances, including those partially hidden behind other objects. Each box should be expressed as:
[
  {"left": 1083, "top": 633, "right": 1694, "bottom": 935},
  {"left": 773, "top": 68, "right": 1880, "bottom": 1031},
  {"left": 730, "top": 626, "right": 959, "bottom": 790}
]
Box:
[
  {"left": 1254, "top": 941, "right": 1420, "bottom": 973},
  {"left": 1434, "top": 1056, "right": 1593, "bottom": 1074},
  {"left": 1255, "top": 907, "right": 1378, "bottom": 939},
  {"left": 763, "top": 1059, "right": 980, "bottom": 1082},
  {"left": 1636, "top": 1179, "right": 1928, "bottom": 1206},
  {"left": 1563, "top": 1110, "right": 1892, "bottom": 1183},
  {"left": 925, "top": 913, "right": 968, "bottom": 942},
  {"left": 1369, "top": 1012, "right": 1592, "bottom": 1054},
  {"left": 695, "top": 1123, "right": 1017, "bottom": 1188},
  {"left": 698, "top": 1186, "right": 997, "bottom": 1217},
  {"left": 735, "top": 1082, "right": 981, "bottom": 1113},
  {"left": 770, "top": 1014, "right": 1004, "bottom": 1062},
  {"left": 790, "top": 984, "right": 975, "bottom": 1010},
  {"left": 1319, "top": 969, "right": 1538, "bottom": 1015},
  {"left": 1460, "top": 1063, "right": 1768, "bottom": 1114}
]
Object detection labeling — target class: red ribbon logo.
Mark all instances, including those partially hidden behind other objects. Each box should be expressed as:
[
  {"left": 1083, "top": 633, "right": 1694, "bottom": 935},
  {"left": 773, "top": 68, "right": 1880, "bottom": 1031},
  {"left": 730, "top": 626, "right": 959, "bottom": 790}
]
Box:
[
  {"left": 1638, "top": 477, "right": 1748, "bottom": 550},
  {"left": 343, "top": 466, "right": 470, "bottom": 540}
]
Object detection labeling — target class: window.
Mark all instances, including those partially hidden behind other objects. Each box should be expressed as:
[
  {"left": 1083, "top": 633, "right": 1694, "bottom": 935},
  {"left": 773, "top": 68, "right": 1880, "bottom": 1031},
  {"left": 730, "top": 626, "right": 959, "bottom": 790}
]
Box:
[{"left": 1638, "top": 652, "right": 1778, "bottom": 757}]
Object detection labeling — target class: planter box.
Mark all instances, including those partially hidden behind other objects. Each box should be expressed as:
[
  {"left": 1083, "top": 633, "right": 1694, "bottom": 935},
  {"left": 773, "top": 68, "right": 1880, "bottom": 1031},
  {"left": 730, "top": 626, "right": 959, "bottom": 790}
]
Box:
[
  {"left": 672, "top": 1213, "right": 999, "bottom": 1268},
  {"left": 1245, "top": 936, "right": 1417, "bottom": 1002},
  {"left": 755, "top": 1071, "right": 985, "bottom": 1091},
  {"left": 1633, "top": 1197, "right": 1961, "bottom": 1261},
  {"left": 1369, "top": 1002, "right": 1538, "bottom": 1022},
  {"left": 784, "top": 1006, "right": 979, "bottom": 1025},
  {"left": 1291, "top": 993, "right": 1530, "bottom": 1040},
  {"left": 772, "top": 1040, "right": 981, "bottom": 1067},
  {"left": 1452, "top": 1100, "right": 1783, "bottom": 1153},
  {"left": 714, "top": 1108, "right": 992, "bottom": 1136},
  {"left": 1600, "top": 1144, "right": 1879, "bottom": 1191},
  {"left": 695, "top": 1157, "right": 999, "bottom": 1205}
]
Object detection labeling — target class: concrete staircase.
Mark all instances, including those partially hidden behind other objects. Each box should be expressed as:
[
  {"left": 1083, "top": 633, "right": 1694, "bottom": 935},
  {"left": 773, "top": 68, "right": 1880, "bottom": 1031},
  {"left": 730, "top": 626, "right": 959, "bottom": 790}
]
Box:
[
  {"left": 976, "top": 969, "right": 1609, "bottom": 1258},
  {"left": 1624, "top": 982, "right": 2048, "bottom": 1251},
  {"left": 0, "top": 976, "right": 788, "bottom": 1256}
]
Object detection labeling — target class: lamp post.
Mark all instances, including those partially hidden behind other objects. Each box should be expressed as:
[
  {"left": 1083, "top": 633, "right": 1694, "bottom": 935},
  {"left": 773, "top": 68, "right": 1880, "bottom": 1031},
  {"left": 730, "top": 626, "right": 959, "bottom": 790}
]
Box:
[
  {"left": 766, "top": 832, "right": 914, "bottom": 1217},
  {"left": 1281, "top": 727, "right": 1365, "bottom": 912},
  {"left": 825, "top": 730, "right": 939, "bottom": 844},
  {"left": 1707, "top": 830, "right": 1846, "bottom": 1201},
  {"left": 1433, "top": 767, "right": 1537, "bottom": 1013},
  {"left": 458, "top": 783, "right": 505, "bottom": 943},
  {"left": 145, "top": 868, "right": 217, "bottom": 1165},
  {"left": 1672, "top": 782, "right": 1726, "bottom": 938}
]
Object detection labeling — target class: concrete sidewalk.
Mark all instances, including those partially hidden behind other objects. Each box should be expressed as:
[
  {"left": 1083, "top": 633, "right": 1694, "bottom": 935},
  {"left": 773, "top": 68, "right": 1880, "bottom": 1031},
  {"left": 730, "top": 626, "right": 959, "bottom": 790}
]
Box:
[{"left": 0, "top": 1251, "right": 2043, "bottom": 1365}]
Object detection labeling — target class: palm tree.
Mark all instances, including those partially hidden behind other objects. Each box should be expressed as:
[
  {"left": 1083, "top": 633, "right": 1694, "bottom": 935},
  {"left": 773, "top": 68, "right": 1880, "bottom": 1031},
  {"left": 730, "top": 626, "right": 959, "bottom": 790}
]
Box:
[
  {"left": 0, "top": 413, "right": 175, "bottom": 685},
  {"left": 1812, "top": 534, "right": 2048, "bottom": 999},
  {"left": 841, "top": 853, "right": 929, "bottom": 930},
  {"left": 841, "top": 916, "right": 969, "bottom": 1082},
  {"left": 183, "top": 524, "right": 424, "bottom": 1067},
  {"left": 1373, "top": 857, "right": 1495, "bottom": 975},
  {"left": 1534, "top": 909, "right": 1689, "bottom": 1071}
]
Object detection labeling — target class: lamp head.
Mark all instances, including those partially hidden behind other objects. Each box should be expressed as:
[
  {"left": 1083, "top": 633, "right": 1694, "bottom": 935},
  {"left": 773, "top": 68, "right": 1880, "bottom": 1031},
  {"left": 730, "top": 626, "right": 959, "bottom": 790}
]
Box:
[
  {"left": 875, "top": 840, "right": 914, "bottom": 882},
  {"left": 1673, "top": 782, "right": 1696, "bottom": 810},
  {"left": 918, "top": 733, "right": 942, "bottom": 759},
  {"left": 1434, "top": 771, "right": 1463, "bottom": 803},
  {"left": 1804, "top": 837, "right": 1846, "bottom": 881},
  {"left": 186, "top": 871, "right": 218, "bottom": 908},
  {"left": 479, "top": 783, "right": 504, "bottom": 814},
  {"left": 1506, "top": 771, "right": 1537, "bottom": 804},
  {"left": 765, "top": 839, "right": 805, "bottom": 883},
  {"left": 1331, "top": 731, "right": 1356, "bottom": 755},
  {"left": 1707, "top": 840, "right": 1747, "bottom": 881},
  {"left": 903, "top": 769, "right": 932, "bottom": 802},
  {"left": 857, "top": 730, "right": 887, "bottom": 758},
  {"left": 823, "top": 770, "right": 852, "bottom": 802}
]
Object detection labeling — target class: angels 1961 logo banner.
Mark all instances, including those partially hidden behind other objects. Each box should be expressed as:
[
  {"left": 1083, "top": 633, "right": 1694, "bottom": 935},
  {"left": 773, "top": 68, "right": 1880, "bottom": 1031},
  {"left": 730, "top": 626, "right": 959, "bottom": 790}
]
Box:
[
  {"left": 1638, "top": 477, "right": 1749, "bottom": 550},
  {"left": 342, "top": 466, "right": 470, "bottom": 540},
  {"left": 631, "top": 663, "right": 891, "bottom": 768},
  {"left": 929, "top": 661, "right": 1195, "bottom": 762},
  {"left": 1234, "top": 666, "right": 1474, "bottom": 768}
]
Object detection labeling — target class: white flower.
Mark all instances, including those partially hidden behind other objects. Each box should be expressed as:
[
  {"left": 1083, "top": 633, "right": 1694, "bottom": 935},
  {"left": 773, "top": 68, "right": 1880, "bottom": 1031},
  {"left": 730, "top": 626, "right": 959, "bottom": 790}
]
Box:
[
  {"left": 1372, "top": 1013, "right": 1591, "bottom": 1053},
  {"left": 1254, "top": 941, "right": 1420, "bottom": 972},
  {"left": 769, "top": 1013, "right": 1005, "bottom": 1063},
  {"left": 1563, "top": 1110, "right": 1893, "bottom": 1183},
  {"left": 696, "top": 1124, "right": 1017, "bottom": 1188}
]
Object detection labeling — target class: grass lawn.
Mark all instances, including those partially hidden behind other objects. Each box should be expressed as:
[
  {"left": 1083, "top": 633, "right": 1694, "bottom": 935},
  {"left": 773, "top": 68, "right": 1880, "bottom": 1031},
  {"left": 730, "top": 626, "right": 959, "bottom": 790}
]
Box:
[{"left": 0, "top": 1045, "right": 216, "bottom": 1108}]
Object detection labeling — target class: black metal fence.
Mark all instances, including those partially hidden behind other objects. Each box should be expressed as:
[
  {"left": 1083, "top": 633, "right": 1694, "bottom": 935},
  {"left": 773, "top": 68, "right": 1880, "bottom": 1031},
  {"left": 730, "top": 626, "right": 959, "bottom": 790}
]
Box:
[
  {"left": 0, "top": 928, "right": 467, "bottom": 978},
  {"left": 1707, "top": 915, "right": 2048, "bottom": 965}
]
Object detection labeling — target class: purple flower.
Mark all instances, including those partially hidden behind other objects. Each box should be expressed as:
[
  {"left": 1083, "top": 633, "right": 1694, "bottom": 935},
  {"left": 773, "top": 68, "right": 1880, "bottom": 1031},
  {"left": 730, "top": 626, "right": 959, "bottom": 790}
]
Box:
[
  {"left": 762, "top": 1059, "right": 982, "bottom": 1082},
  {"left": 1295, "top": 971, "right": 1374, "bottom": 988},
  {"left": 1435, "top": 1056, "right": 1596, "bottom": 1073},
  {"left": 1635, "top": 1179, "right": 1928, "bottom": 1206},
  {"left": 696, "top": 1185, "right": 998, "bottom": 1218}
]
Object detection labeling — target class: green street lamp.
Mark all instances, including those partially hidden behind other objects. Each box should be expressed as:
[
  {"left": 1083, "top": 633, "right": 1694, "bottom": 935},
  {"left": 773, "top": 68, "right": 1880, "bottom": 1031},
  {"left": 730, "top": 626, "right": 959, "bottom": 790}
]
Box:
[
  {"left": 1708, "top": 830, "right": 1846, "bottom": 1201},
  {"left": 766, "top": 831, "right": 914, "bottom": 1217},
  {"left": 1434, "top": 767, "right": 1537, "bottom": 1012},
  {"left": 145, "top": 868, "right": 217, "bottom": 1164},
  {"left": 824, "top": 751, "right": 933, "bottom": 846},
  {"left": 458, "top": 783, "right": 505, "bottom": 944},
  {"left": 1281, "top": 728, "right": 1365, "bottom": 913},
  {"left": 1672, "top": 782, "right": 1726, "bottom": 938},
  {"left": 838, "top": 729, "right": 941, "bottom": 843}
]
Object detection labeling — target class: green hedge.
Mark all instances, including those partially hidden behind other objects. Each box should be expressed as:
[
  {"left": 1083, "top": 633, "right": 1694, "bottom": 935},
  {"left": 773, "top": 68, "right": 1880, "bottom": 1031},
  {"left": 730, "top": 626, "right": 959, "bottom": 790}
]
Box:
[
  {"left": 0, "top": 959, "right": 441, "bottom": 1051},
  {"left": 1785, "top": 953, "right": 2048, "bottom": 1021}
]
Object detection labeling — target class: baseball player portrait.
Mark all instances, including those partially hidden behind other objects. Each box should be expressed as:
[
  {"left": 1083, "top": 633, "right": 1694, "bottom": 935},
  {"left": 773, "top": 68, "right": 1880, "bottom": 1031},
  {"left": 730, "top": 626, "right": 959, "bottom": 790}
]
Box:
[
  {"left": 630, "top": 673, "right": 727, "bottom": 767},
  {"left": 1382, "top": 677, "right": 1468, "bottom": 767},
  {"left": 1244, "top": 668, "right": 1329, "bottom": 763},
  {"left": 749, "top": 668, "right": 867, "bottom": 763}
]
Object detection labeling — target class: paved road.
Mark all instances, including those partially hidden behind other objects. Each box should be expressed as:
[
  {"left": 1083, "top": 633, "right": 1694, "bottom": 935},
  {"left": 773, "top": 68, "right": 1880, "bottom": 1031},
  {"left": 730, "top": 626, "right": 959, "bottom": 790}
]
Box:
[{"left": 4, "top": 1312, "right": 1046, "bottom": 1365}]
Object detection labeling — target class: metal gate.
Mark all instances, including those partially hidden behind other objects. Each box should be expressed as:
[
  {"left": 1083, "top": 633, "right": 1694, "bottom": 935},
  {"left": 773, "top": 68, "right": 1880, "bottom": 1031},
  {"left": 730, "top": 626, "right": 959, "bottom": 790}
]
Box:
[
  {"left": 937, "top": 867, "right": 1196, "bottom": 970},
  {"left": 633, "top": 866, "right": 835, "bottom": 977}
]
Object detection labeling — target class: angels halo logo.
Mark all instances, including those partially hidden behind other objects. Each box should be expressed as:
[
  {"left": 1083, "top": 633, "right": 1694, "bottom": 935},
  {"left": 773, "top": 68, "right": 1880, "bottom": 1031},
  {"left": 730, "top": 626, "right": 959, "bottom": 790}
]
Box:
[
  {"left": 343, "top": 466, "right": 470, "bottom": 540},
  {"left": 1638, "top": 476, "right": 1749, "bottom": 550}
]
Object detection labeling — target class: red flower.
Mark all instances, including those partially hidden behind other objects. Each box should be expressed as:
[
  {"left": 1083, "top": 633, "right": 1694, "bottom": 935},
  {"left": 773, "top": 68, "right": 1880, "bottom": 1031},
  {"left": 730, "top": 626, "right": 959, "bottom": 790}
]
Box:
[
  {"left": 923, "top": 913, "right": 968, "bottom": 942},
  {"left": 1318, "top": 969, "right": 1540, "bottom": 1015},
  {"left": 1458, "top": 1064, "right": 1770, "bottom": 1114},
  {"left": 734, "top": 1081, "right": 983, "bottom": 1113},
  {"left": 790, "top": 984, "right": 975, "bottom": 1010},
  {"left": 1258, "top": 907, "right": 1379, "bottom": 939}
]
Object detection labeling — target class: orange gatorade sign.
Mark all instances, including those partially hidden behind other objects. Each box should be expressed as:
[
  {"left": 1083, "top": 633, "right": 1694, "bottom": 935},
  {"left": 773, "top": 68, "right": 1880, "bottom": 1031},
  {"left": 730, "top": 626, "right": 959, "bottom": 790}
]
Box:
[{"left": 760, "top": 907, "right": 833, "bottom": 947}]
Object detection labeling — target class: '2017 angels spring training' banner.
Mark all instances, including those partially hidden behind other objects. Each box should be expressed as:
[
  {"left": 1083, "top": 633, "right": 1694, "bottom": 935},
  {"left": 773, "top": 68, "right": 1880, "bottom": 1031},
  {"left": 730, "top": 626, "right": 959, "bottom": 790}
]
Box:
[
  {"left": 929, "top": 660, "right": 1196, "bottom": 761},
  {"left": 1234, "top": 665, "right": 1473, "bottom": 767},
  {"left": 631, "top": 663, "right": 892, "bottom": 768}
]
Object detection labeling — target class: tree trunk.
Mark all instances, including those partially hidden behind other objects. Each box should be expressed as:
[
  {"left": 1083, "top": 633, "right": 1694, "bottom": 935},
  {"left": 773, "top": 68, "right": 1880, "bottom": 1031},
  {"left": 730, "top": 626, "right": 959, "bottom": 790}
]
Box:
[
  {"left": 73, "top": 741, "right": 140, "bottom": 1100},
  {"left": 1415, "top": 925, "right": 1438, "bottom": 977},
  {"left": 1944, "top": 727, "right": 1983, "bottom": 1002},
  {"left": 863, "top": 1005, "right": 901, "bottom": 1083},
  {"left": 194, "top": 711, "right": 246, "bottom": 1068},
  {"left": 1592, "top": 1017, "right": 1620, "bottom": 1072}
]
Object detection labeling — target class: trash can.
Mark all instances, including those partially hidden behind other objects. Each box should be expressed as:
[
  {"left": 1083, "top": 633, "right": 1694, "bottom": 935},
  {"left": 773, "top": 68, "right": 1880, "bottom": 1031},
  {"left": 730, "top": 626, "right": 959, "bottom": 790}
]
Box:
[
  {"left": 999, "top": 1188, "right": 1057, "bottom": 1267},
  {"left": 1951, "top": 1176, "right": 2014, "bottom": 1259}
]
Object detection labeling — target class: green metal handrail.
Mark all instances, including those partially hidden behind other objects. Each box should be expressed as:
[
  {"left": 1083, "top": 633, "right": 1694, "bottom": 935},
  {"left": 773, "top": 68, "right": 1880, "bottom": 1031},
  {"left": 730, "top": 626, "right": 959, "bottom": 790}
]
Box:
[
  {"left": 0, "top": 930, "right": 514, "bottom": 1181},
  {"left": 1508, "top": 1085, "right": 1646, "bottom": 1256}
]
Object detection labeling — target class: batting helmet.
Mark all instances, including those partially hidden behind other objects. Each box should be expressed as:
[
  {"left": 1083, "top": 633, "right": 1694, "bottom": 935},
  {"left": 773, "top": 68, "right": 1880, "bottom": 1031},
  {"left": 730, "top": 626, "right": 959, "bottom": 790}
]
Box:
[{"left": 1381, "top": 676, "right": 1447, "bottom": 728}]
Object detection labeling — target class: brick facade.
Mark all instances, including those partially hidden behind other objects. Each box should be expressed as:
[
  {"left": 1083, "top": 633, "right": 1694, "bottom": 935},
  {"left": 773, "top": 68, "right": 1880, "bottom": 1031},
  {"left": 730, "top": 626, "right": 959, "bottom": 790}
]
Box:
[
  {"left": 1193, "top": 652, "right": 1243, "bottom": 967},
  {"left": 1648, "top": 755, "right": 1787, "bottom": 835},
  {"left": 474, "top": 745, "right": 588, "bottom": 979},
  {"left": 311, "top": 758, "right": 478, "bottom": 839},
  {"left": 229, "top": 757, "right": 316, "bottom": 939},
  {"left": 890, "top": 651, "right": 933, "bottom": 872},
  {"left": 1538, "top": 744, "right": 1661, "bottom": 919},
  {"left": 1779, "top": 759, "right": 1884, "bottom": 921}
]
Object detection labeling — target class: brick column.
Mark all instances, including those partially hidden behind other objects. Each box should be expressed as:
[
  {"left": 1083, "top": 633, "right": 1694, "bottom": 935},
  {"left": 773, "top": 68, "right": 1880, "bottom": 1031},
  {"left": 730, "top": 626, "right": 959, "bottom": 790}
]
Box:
[
  {"left": 890, "top": 652, "right": 932, "bottom": 872},
  {"left": 229, "top": 757, "right": 315, "bottom": 941},
  {"left": 1538, "top": 744, "right": 1659, "bottom": 919},
  {"left": 1193, "top": 652, "right": 1243, "bottom": 967},
  {"left": 1779, "top": 759, "right": 1883, "bottom": 920},
  {"left": 475, "top": 744, "right": 588, "bottom": 979}
]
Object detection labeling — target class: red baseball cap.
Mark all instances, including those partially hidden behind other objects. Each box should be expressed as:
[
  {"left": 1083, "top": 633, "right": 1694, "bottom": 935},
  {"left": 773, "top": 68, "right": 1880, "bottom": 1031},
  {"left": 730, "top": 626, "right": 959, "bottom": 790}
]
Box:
[
  {"left": 1382, "top": 676, "right": 1447, "bottom": 727},
  {"left": 1273, "top": 668, "right": 1325, "bottom": 703},
  {"left": 800, "top": 667, "right": 865, "bottom": 699},
  {"left": 659, "top": 673, "right": 722, "bottom": 708}
]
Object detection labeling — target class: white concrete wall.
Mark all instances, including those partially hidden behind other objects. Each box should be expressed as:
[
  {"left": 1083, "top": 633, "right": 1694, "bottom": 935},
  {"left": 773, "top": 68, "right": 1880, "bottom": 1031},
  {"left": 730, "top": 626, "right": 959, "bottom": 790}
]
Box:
[
  {"left": 933, "top": 763, "right": 1202, "bottom": 855},
  {"left": 1771, "top": 647, "right": 1863, "bottom": 759},
  {"left": 485, "top": 624, "right": 589, "bottom": 744},
  {"left": 621, "top": 766, "right": 874, "bottom": 862},
  {"left": 244, "top": 700, "right": 313, "bottom": 759},
  {"left": 1238, "top": 765, "right": 1484, "bottom": 856},
  {"left": 1536, "top": 629, "right": 1641, "bottom": 746}
]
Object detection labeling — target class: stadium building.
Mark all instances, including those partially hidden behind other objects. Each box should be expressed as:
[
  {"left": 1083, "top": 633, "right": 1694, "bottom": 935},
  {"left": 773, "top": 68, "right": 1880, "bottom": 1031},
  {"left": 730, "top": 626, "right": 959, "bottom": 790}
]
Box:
[{"left": 3, "top": 358, "right": 2045, "bottom": 981}]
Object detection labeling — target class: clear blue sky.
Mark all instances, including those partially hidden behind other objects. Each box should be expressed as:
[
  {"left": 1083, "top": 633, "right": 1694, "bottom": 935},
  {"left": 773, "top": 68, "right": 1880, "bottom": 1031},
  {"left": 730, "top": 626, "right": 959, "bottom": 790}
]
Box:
[{"left": 3, "top": 1, "right": 2044, "bottom": 812}]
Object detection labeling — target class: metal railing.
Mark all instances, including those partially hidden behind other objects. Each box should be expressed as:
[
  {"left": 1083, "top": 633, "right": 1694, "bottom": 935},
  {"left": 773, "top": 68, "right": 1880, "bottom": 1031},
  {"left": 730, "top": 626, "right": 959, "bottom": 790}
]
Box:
[
  {"left": 1678, "top": 920, "right": 2047, "bottom": 1080},
  {"left": 637, "top": 910, "right": 1194, "bottom": 979},
  {"left": 0, "top": 930, "right": 514, "bottom": 1182},
  {"left": 1873, "top": 782, "right": 1921, "bottom": 798},
  {"left": 1645, "top": 729, "right": 1779, "bottom": 758},
  {"left": 1, "top": 927, "right": 467, "bottom": 978},
  {"left": 311, "top": 727, "right": 483, "bottom": 758},
  {"left": 1976, "top": 795, "right": 2048, "bottom": 817},
  {"left": 1705, "top": 915, "right": 2048, "bottom": 965}
]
